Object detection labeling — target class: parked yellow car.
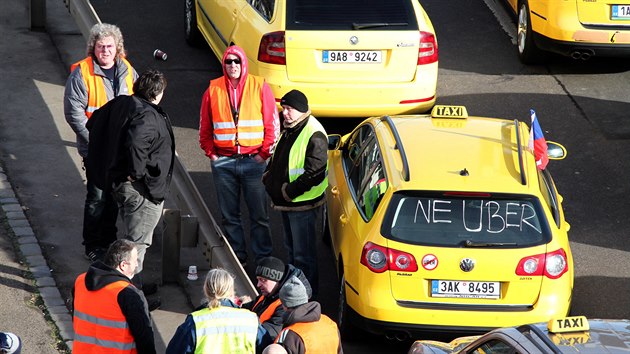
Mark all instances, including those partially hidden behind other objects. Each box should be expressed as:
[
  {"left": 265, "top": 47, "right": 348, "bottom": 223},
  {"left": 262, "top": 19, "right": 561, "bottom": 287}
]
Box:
[
  {"left": 409, "top": 316, "right": 630, "bottom": 354},
  {"left": 505, "top": 0, "right": 630, "bottom": 63},
  {"left": 326, "top": 105, "right": 572, "bottom": 339},
  {"left": 184, "top": 0, "right": 438, "bottom": 117}
]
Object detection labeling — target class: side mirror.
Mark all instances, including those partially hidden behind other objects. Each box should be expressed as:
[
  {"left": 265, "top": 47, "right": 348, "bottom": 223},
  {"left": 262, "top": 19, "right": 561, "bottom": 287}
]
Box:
[
  {"left": 547, "top": 141, "right": 567, "bottom": 160},
  {"left": 328, "top": 134, "right": 342, "bottom": 150}
]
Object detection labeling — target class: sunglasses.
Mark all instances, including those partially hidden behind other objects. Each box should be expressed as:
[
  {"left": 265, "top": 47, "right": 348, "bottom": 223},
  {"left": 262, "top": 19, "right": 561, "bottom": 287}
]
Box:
[{"left": 224, "top": 59, "right": 241, "bottom": 65}]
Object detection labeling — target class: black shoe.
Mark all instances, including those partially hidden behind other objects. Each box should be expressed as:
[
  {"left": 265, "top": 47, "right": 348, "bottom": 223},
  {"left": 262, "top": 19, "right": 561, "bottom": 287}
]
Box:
[
  {"left": 147, "top": 297, "right": 161, "bottom": 312},
  {"left": 142, "top": 282, "right": 159, "bottom": 296},
  {"left": 84, "top": 248, "right": 106, "bottom": 262}
]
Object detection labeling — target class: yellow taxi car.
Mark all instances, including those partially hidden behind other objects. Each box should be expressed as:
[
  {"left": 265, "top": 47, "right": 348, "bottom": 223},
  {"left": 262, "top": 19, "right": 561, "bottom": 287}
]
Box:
[
  {"left": 408, "top": 316, "right": 630, "bottom": 354},
  {"left": 505, "top": 0, "right": 630, "bottom": 63},
  {"left": 326, "top": 105, "right": 572, "bottom": 339},
  {"left": 184, "top": 0, "right": 438, "bottom": 117}
]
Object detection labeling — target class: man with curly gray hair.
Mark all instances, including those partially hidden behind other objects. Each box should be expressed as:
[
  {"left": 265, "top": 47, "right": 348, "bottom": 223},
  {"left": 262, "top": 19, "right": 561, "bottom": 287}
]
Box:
[{"left": 63, "top": 23, "right": 138, "bottom": 264}]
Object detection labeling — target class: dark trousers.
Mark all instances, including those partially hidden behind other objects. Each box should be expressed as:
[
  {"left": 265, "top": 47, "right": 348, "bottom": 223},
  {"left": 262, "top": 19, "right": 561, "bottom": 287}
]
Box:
[{"left": 82, "top": 178, "right": 118, "bottom": 252}]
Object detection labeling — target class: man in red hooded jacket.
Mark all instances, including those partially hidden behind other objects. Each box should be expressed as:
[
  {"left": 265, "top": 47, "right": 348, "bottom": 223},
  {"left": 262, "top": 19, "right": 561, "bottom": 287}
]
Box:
[{"left": 199, "top": 45, "right": 280, "bottom": 266}]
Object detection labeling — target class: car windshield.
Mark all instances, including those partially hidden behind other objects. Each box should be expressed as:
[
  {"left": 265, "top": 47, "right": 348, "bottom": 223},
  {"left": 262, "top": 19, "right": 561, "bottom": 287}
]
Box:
[
  {"left": 381, "top": 192, "right": 552, "bottom": 247},
  {"left": 285, "top": 0, "right": 418, "bottom": 31}
]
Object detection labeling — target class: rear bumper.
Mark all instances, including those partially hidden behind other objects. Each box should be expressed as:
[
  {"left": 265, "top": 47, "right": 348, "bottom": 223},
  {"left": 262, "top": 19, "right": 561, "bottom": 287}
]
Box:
[
  {"left": 346, "top": 277, "right": 572, "bottom": 337},
  {"left": 533, "top": 31, "right": 630, "bottom": 59},
  {"left": 256, "top": 63, "right": 438, "bottom": 118}
]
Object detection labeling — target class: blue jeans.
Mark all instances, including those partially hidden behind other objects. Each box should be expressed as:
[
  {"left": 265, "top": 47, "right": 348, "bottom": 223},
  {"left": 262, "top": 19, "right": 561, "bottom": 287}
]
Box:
[
  {"left": 82, "top": 178, "right": 118, "bottom": 252},
  {"left": 281, "top": 205, "right": 322, "bottom": 295},
  {"left": 112, "top": 181, "right": 164, "bottom": 273},
  {"left": 211, "top": 156, "right": 272, "bottom": 263}
]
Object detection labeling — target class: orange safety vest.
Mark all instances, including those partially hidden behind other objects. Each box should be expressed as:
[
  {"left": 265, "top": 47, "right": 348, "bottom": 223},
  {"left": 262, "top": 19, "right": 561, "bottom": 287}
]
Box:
[
  {"left": 70, "top": 57, "right": 134, "bottom": 119},
  {"left": 73, "top": 273, "right": 137, "bottom": 353},
  {"left": 252, "top": 296, "right": 282, "bottom": 323},
  {"left": 275, "top": 314, "right": 339, "bottom": 353},
  {"left": 208, "top": 76, "right": 265, "bottom": 148}
]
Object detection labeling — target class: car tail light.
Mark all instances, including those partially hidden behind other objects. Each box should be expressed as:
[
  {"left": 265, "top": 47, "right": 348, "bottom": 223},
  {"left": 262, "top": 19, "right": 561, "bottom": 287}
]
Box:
[
  {"left": 361, "top": 242, "right": 418, "bottom": 273},
  {"left": 515, "top": 248, "right": 568, "bottom": 279},
  {"left": 258, "top": 31, "right": 286, "bottom": 65},
  {"left": 418, "top": 31, "right": 438, "bottom": 65}
]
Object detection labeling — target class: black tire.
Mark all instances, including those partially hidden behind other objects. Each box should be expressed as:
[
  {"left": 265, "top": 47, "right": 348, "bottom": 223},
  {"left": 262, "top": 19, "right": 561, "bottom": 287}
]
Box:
[
  {"left": 517, "top": 1, "right": 545, "bottom": 64},
  {"left": 185, "top": 0, "right": 203, "bottom": 47},
  {"left": 337, "top": 274, "right": 358, "bottom": 340}
]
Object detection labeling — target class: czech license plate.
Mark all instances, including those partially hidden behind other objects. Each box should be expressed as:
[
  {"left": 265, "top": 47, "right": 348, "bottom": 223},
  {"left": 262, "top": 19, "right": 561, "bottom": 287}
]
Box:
[
  {"left": 431, "top": 280, "right": 500, "bottom": 299},
  {"left": 612, "top": 5, "right": 630, "bottom": 19},
  {"left": 322, "top": 50, "right": 382, "bottom": 63}
]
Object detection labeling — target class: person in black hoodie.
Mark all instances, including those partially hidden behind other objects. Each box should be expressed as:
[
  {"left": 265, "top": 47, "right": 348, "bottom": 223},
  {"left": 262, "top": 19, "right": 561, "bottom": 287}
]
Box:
[
  {"left": 242, "top": 256, "right": 312, "bottom": 353},
  {"left": 86, "top": 69, "right": 174, "bottom": 294},
  {"left": 72, "top": 239, "right": 156, "bottom": 353},
  {"left": 262, "top": 90, "right": 327, "bottom": 297}
]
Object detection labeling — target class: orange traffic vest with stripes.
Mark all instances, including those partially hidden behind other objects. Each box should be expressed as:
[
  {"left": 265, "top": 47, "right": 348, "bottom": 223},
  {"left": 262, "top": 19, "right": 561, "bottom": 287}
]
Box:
[
  {"left": 73, "top": 273, "right": 137, "bottom": 353},
  {"left": 70, "top": 57, "right": 134, "bottom": 119},
  {"left": 252, "top": 296, "right": 282, "bottom": 323},
  {"left": 275, "top": 314, "right": 339, "bottom": 353},
  {"left": 208, "top": 76, "right": 265, "bottom": 148}
]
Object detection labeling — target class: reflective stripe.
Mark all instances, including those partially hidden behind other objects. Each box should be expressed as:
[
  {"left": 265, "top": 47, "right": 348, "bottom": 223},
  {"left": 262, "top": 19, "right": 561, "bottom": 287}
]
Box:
[
  {"left": 213, "top": 121, "right": 236, "bottom": 129},
  {"left": 238, "top": 131, "right": 264, "bottom": 139},
  {"left": 276, "top": 328, "right": 289, "bottom": 343},
  {"left": 214, "top": 133, "right": 236, "bottom": 141},
  {"left": 87, "top": 106, "right": 99, "bottom": 113},
  {"left": 74, "top": 309, "right": 129, "bottom": 329},
  {"left": 238, "top": 120, "right": 263, "bottom": 127},
  {"left": 74, "top": 333, "right": 136, "bottom": 351},
  {"left": 289, "top": 168, "right": 305, "bottom": 176}
]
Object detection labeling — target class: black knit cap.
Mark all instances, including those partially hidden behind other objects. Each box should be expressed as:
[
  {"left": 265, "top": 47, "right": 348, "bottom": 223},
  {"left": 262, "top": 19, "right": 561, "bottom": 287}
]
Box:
[
  {"left": 255, "top": 256, "right": 285, "bottom": 282},
  {"left": 280, "top": 89, "right": 309, "bottom": 113}
]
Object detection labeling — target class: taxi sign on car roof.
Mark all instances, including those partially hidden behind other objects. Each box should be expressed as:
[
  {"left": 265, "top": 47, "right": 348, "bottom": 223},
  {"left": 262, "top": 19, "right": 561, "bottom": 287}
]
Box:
[
  {"left": 431, "top": 105, "right": 468, "bottom": 119},
  {"left": 547, "top": 316, "right": 589, "bottom": 333}
]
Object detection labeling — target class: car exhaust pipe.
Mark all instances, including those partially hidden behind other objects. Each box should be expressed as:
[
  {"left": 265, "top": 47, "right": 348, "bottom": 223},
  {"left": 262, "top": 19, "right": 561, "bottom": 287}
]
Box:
[
  {"left": 385, "top": 331, "right": 410, "bottom": 342},
  {"left": 570, "top": 50, "right": 594, "bottom": 61}
]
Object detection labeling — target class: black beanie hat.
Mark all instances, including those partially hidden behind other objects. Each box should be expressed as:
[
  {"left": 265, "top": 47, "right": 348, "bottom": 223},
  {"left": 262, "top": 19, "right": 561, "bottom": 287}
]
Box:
[
  {"left": 255, "top": 256, "right": 285, "bottom": 282},
  {"left": 280, "top": 89, "right": 309, "bottom": 113}
]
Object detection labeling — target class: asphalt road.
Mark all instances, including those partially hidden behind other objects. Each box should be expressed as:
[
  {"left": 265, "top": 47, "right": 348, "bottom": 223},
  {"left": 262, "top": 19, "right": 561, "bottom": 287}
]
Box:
[{"left": 89, "top": 0, "right": 630, "bottom": 352}]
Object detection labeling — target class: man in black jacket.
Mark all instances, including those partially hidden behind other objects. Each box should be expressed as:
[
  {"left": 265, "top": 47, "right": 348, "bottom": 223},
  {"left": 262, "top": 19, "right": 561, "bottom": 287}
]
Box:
[
  {"left": 242, "top": 256, "right": 312, "bottom": 353},
  {"left": 73, "top": 239, "right": 156, "bottom": 353},
  {"left": 262, "top": 90, "right": 327, "bottom": 296},
  {"left": 86, "top": 69, "right": 174, "bottom": 295}
]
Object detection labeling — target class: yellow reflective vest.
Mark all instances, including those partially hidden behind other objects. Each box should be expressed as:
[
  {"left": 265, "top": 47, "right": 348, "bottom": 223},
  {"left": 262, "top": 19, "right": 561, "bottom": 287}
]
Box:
[
  {"left": 287, "top": 118, "right": 328, "bottom": 202},
  {"left": 191, "top": 306, "right": 258, "bottom": 354}
]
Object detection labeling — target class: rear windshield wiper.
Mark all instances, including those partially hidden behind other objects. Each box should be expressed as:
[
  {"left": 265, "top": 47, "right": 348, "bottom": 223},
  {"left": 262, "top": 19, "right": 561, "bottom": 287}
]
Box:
[
  {"left": 352, "top": 22, "right": 408, "bottom": 30},
  {"left": 462, "top": 240, "right": 517, "bottom": 247}
]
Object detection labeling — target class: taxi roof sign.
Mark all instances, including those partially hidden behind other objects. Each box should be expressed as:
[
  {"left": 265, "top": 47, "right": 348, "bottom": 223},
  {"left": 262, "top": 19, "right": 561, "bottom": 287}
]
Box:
[
  {"left": 548, "top": 316, "right": 589, "bottom": 333},
  {"left": 431, "top": 105, "right": 468, "bottom": 119}
]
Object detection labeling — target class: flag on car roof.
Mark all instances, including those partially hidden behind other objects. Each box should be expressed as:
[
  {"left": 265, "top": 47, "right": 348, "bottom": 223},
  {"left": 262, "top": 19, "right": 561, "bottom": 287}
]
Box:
[{"left": 528, "top": 109, "right": 548, "bottom": 170}]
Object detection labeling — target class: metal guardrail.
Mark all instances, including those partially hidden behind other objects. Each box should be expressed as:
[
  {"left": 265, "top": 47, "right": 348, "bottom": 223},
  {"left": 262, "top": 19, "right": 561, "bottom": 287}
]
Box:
[{"left": 64, "top": 0, "right": 257, "bottom": 297}]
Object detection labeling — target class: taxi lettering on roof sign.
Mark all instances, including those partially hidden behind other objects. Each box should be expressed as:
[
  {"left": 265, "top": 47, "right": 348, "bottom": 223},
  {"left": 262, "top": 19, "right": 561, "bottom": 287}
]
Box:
[
  {"left": 548, "top": 316, "right": 589, "bottom": 333},
  {"left": 431, "top": 105, "right": 468, "bottom": 119}
]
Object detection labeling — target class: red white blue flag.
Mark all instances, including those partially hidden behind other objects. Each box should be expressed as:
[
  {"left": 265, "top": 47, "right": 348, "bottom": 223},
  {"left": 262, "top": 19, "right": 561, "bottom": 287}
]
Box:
[{"left": 528, "top": 109, "right": 548, "bottom": 170}]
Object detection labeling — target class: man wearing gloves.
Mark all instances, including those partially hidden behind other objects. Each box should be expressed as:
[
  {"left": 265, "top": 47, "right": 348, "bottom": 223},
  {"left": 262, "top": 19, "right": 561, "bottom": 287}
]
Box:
[
  {"left": 242, "top": 256, "right": 311, "bottom": 352},
  {"left": 262, "top": 90, "right": 328, "bottom": 296},
  {"left": 273, "top": 276, "right": 342, "bottom": 353}
]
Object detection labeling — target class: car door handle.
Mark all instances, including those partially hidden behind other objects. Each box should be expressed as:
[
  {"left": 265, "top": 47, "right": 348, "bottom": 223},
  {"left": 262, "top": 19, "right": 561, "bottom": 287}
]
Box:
[
  {"left": 339, "top": 214, "right": 347, "bottom": 225},
  {"left": 330, "top": 186, "right": 340, "bottom": 197}
]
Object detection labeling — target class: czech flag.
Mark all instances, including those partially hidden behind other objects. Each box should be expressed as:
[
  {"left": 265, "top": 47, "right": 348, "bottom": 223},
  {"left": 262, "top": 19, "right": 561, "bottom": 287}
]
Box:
[{"left": 528, "top": 109, "right": 548, "bottom": 170}]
